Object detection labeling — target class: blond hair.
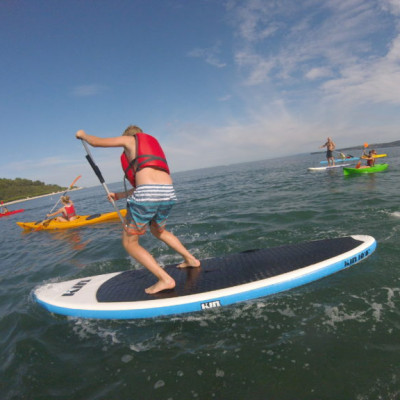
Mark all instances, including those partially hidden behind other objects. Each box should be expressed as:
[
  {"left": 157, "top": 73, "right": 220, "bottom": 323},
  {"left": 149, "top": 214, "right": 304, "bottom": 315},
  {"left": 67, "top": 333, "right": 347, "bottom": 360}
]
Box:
[
  {"left": 123, "top": 125, "right": 143, "bottom": 136},
  {"left": 61, "top": 196, "right": 70, "bottom": 203}
]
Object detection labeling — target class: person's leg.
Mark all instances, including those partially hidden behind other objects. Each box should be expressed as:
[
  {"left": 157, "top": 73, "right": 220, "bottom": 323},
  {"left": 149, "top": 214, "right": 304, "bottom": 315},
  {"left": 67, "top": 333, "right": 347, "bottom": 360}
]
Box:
[
  {"left": 150, "top": 223, "right": 200, "bottom": 268},
  {"left": 326, "top": 154, "right": 331, "bottom": 166},
  {"left": 122, "top": 230, "right": 175, "bottom": 294}
]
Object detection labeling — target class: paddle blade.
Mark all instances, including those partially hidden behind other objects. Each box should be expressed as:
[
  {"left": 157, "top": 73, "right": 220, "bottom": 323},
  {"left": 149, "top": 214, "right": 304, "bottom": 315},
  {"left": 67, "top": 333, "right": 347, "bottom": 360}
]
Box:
[
  {"left": 69, "top": 175, "right": 82, "bottom": 189},
  {"left": 364, "top": 142, "right": 369, "bottom": 148}
]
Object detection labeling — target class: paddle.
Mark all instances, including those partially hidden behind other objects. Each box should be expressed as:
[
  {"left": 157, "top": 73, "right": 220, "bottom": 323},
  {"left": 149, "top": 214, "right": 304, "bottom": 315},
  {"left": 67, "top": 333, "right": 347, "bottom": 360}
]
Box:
[
  {"left": 35, "top": 175, "right": 82, "bottom": 230},
  {"left": 355, "top": 143, "right": 368, "bottom": 168},
  {"left": 80, "top": 139, "right": 126, "bottom": 227}
]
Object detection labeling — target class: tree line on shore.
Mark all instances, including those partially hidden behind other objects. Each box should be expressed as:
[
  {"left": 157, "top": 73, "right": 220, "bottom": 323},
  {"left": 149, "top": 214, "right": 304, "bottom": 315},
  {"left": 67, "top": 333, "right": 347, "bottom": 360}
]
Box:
[{"left": 0, "top": 178, "right": 67, "bottom": 203}]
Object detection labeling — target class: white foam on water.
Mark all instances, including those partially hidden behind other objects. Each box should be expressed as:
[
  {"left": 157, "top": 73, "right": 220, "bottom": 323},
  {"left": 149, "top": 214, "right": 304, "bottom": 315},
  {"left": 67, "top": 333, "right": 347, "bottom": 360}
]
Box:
[
  {"left": 322, "top": 305, "right": 368, "bottom": 328},
  {"left": 70, "top": 318, "right": 121, "bottom": 345}
]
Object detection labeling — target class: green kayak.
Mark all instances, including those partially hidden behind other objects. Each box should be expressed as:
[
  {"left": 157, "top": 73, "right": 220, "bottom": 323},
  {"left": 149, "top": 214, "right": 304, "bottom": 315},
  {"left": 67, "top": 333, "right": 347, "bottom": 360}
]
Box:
[{"left": 343, "top": 163, "right": 389, "bottom": 176}]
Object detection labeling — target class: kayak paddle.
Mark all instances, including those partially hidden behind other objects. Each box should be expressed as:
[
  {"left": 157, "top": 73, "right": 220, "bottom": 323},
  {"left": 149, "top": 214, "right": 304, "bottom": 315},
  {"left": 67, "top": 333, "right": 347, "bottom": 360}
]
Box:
[
  {"left": 355, "top": 142, "right": 369, "bottom": 169},
  {"left": 80, "top": 139, "right": 126, "bottom": 228},
  {"left": 35, "top": 175, "right": 82, "bottom": 230},
  {"left": 48, "top": 175, "right": 82, "bottom": 215}
]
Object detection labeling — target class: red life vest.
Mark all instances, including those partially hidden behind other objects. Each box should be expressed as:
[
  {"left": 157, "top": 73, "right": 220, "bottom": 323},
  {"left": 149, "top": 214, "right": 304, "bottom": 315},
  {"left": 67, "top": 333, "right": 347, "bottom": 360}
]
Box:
[
  {"left": 63, "top": 203, "right": 76, "bottom": 219},
  {"left": 121, "top": 133, "right": 170, "bottom": 188}
]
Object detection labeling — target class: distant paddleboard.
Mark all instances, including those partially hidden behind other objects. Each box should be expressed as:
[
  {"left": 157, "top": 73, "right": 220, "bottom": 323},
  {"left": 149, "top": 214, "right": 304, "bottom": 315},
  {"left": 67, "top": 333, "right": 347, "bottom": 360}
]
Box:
[
  {"left": 308, "top": 164, "right": 351, "bottom": 171},
  {"left": 320, "top": 157, "right": 359, "bottom": 164},
  {"left": 34, "top": 235, "right": 376, "bottom": 320}
]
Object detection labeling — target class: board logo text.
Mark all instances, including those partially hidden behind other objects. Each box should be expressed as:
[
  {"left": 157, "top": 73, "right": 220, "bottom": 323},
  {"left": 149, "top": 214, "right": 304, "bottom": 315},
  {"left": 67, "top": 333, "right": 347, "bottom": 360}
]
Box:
[
  {"left": 201, "top": 300, "right": 221, "bottom": 310},
  {"left": 62, "top": 279, "right": 91, "bottom": 296},
  {"left": 344, "top": 249, "right": 370, "bottom": 267}
]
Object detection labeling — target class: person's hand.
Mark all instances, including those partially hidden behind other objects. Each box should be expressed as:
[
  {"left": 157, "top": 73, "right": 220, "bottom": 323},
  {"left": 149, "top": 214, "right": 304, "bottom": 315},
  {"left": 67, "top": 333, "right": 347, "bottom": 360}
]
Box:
[
  {"left": 108, "top": 192, "right": 118, "bottom": 202},
  {"left": 75, "top": 130, "right": 86, "bottom": 140}
]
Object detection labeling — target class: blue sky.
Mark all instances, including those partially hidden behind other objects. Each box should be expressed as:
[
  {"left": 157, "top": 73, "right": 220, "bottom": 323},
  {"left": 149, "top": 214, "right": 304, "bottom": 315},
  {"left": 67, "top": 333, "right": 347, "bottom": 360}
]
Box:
[{"left": 1, "top": 0, "right": 400, "bottom": 188}]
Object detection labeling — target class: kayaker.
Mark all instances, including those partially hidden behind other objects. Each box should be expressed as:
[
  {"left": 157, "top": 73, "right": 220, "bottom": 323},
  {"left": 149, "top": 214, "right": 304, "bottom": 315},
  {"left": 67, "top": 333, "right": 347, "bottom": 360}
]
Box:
[
  {"left": 356, "top": 149, "right": 377, "bottom": 169},
  {"left": 1, "top": 205, "right": 9, "bottom": 214},
  {"left": 46, "top": 196, "right": 77, "bottom": 222},
  {"left": 76, "top": 126, "right": 200, "bottom": 295},
  {"left": 365, "top": 149, "right": 376, "bottom": 167},
  {"left": 319, "top": 137, "right": 336, "bottom": 166}
]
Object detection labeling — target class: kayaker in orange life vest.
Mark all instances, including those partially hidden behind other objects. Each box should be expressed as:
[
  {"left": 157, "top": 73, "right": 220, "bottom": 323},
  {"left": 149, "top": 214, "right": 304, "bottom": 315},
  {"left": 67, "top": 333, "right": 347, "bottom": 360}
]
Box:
[
  {"left": 75, "top": 126, "right": 200, "bottom": 295},
  {"left": 46, "top": 196, "right": 77, "bottom": 222},
  {"left": 356, "top": 149, "right": 377, "bottom": 169},
  {"left": 364, "top": 149, "right": 376, "bottom": 167}
]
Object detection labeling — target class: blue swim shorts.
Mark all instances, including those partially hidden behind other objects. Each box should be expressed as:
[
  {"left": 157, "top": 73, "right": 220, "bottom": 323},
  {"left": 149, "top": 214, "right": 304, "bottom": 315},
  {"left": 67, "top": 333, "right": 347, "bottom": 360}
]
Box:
[{"left": 125, "top": 184, "right": 177, "bottom": 235}]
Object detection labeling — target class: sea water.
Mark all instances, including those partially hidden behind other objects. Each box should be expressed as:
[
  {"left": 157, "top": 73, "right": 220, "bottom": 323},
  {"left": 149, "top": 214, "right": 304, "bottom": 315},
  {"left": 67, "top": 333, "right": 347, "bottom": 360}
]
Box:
[{"left": 1, "top": 148, "right": 400, "bottom": 399}]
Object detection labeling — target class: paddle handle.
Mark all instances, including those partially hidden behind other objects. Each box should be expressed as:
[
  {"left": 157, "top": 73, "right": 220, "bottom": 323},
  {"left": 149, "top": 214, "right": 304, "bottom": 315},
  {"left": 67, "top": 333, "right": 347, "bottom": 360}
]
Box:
[{"left": 81, "top": 140, "right": 126, "bottom": 227}]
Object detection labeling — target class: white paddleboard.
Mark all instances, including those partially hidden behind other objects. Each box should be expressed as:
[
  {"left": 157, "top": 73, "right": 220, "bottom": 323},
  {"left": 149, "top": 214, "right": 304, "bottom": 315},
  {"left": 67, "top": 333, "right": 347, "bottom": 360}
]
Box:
[
  {"left": 33, "top": 235, "right": 376, "bottom": 320},
  {"left": 308, "top": 163, "right": 351, "bottom": 171}
]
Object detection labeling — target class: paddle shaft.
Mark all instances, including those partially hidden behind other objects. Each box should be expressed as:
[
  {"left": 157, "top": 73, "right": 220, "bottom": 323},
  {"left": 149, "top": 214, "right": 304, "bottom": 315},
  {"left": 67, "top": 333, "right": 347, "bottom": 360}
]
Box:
[
  {"left": 81, "top": 140, "right": 126, "bottom": 227},
  {"left": 356, "top": 143, "right": 369, "bottom": 168}
]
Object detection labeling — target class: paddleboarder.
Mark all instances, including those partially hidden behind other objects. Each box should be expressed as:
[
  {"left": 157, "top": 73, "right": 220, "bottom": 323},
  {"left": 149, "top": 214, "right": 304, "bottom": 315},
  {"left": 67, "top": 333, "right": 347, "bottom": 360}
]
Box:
[
  {"left": 319, "top": 137, "right": 336, "bottom": 166},
  {"left": 76, "top": 126, "right": 200, "bottom": 294}
]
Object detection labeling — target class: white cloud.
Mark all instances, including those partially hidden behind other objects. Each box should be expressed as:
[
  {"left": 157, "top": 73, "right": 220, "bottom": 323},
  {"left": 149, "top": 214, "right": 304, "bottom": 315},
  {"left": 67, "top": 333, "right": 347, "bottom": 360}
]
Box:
[
  {"left": 218, "top": 94, "right": 232, "bottom": 102},
  {"left": 322, "top": 34, "right": 400, "bottom": 105},
  {"left": 71, "top": 84, "right": 107, "bottom": 97},
  {"left": 380, "top": 0, "right": 400, "bottom": 16},
  {"left": 305, "top": 67, "right": 333, "bottom": 80},
  {"left": 229, "top": 0, "right": 386, "bottom": 84},
  {"left": 187, "top": 42, "right": 227, "bottom": 68}
]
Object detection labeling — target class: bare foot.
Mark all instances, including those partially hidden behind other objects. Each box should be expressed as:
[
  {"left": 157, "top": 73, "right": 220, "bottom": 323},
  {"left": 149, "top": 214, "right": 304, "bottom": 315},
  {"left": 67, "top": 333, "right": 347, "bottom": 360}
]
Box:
[
  {"left": 145, "top": 278, "right": 176, "bottom": 294},
  {"left": 177, "top": 257, "right": 201, "bottom": 269}
]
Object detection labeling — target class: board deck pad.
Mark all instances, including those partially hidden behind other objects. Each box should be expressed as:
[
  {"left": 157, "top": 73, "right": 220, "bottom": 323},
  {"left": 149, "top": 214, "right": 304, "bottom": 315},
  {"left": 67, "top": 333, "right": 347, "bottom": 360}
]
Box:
[
  {"left": 98, "top": 237, "right": 364, "bottom": 302},
  {"left": 34, "top": 235, "right": 376, "bottom": 319}
]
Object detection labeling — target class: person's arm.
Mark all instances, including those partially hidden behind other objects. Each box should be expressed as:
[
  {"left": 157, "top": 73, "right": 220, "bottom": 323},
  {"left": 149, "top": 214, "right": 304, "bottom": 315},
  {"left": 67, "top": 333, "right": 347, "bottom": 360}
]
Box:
[
  {"left": 108, "top": 188, "right": 134, "bottom": 202},
  {"left": 47, "top": 207, "right": 63, "bottom": 218},
  {"left": 75, "top": 130, "right": 130, "bottom": 149}
]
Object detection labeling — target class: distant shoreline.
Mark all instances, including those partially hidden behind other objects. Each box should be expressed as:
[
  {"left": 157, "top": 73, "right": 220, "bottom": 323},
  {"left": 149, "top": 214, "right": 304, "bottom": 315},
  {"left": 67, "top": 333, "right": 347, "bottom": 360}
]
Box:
[{"left": 3, "top": 187, "right": 83, "bottom": 206}]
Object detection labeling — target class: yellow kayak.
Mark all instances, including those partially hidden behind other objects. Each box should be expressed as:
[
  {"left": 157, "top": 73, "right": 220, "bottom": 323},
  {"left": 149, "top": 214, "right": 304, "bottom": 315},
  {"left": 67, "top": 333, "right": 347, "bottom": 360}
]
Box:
[
  {"left": 361, "top": 153, "right": 387, "bottom": 159},
  {"left": 17, "top": 209, "right": 127, "bottom": 231}
]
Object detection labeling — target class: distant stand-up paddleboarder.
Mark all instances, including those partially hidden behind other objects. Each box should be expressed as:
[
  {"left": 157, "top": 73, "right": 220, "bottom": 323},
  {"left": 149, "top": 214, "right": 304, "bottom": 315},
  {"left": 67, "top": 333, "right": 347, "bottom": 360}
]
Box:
[{"left": 319, "top": 137, "right": 336, "bottom": 166}]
